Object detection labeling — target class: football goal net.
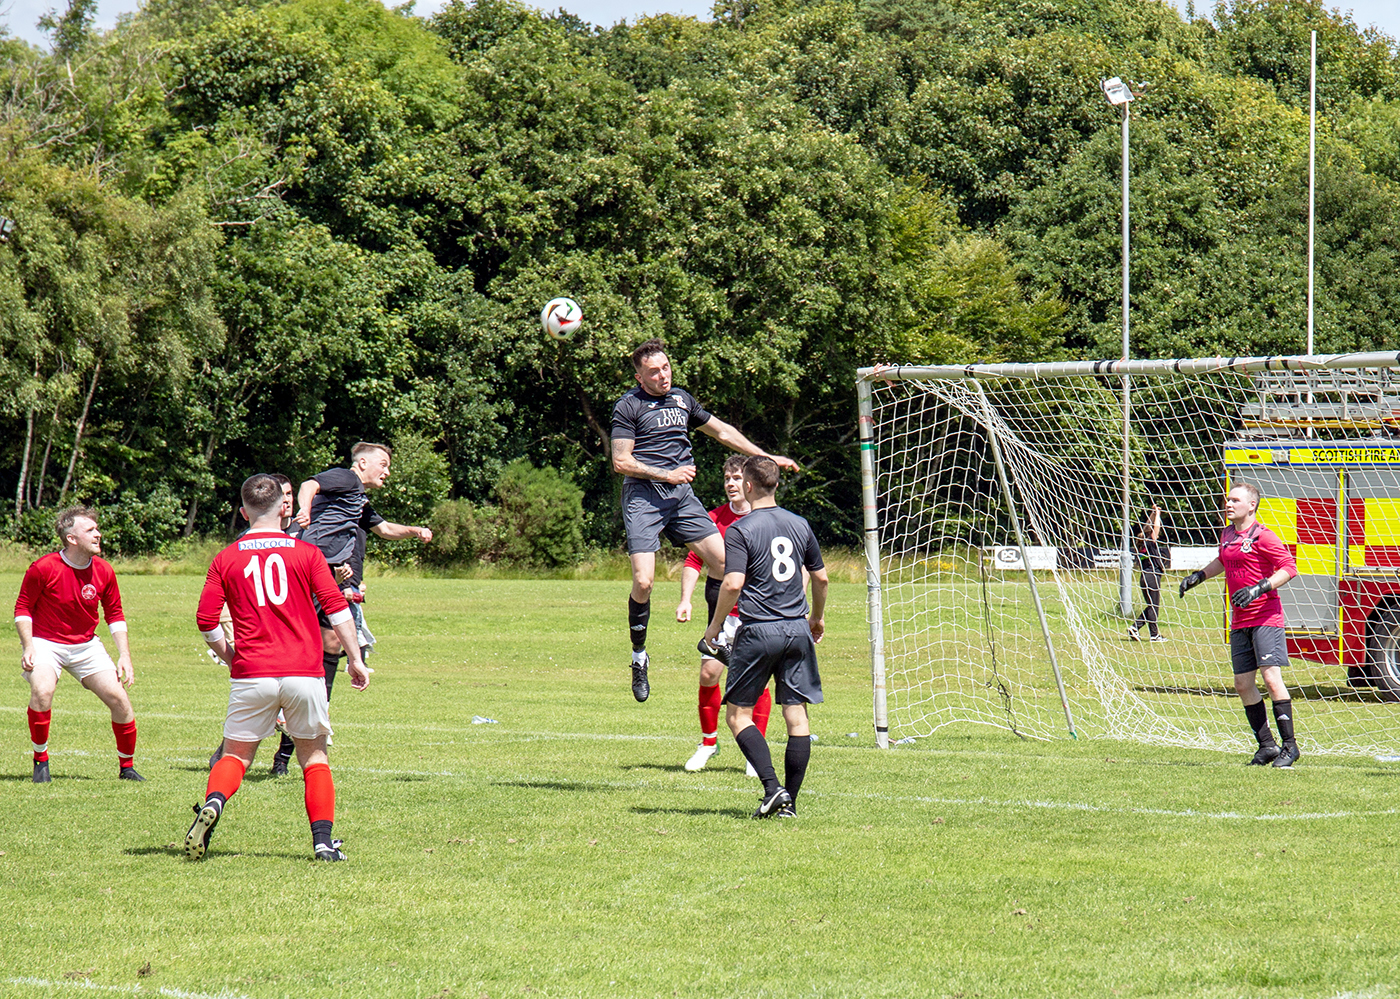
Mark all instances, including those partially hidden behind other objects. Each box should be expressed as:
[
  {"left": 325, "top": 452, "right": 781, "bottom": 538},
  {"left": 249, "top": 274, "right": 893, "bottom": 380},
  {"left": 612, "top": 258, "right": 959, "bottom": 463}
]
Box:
[{"left": 857, "top": 352, "right": 1400, "bottom": 757}]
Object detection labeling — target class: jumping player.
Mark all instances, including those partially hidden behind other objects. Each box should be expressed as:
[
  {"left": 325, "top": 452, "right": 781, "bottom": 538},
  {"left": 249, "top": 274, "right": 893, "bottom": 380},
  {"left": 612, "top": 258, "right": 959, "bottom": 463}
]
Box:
[
  {"left": 14, "top": 507, "right": 141, "bottom": 783},
  {"left": 1179, "top": 481, "right": 1301, "bottom": 767},
  {"left": 187, "top": 474, "right": 369, "bottom": 862},
  {"left": 612, "top": 340, "right": 797, "bottom": 702},
  {"left": 676, "top": 455, "right": 772, "bottom": 771},
  {"left": 703, "top": 456, "right": 827, "bottom": 818}
]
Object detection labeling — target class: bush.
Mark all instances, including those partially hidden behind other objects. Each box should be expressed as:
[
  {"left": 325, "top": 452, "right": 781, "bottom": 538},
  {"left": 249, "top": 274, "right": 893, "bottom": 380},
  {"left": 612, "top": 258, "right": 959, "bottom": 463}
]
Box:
[
  {"left": 494, "top": 461, "right": 584, "bottom": 567},
  {"left": 100, "top": 486, "right": 187, "bottom": 557},
  {"left": 374, "top": 431, "right": 452, "bottom": 526},
  {"left": 5, "top": 506, "right": 61, "bottom": 551},
  {"left": 424, "top": 498, "right": 499, "bottom": 567}
]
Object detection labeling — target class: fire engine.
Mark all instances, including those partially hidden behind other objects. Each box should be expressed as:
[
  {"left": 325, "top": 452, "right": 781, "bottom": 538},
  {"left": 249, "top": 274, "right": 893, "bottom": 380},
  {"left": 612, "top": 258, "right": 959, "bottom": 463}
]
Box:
[{"left": 1225, "top": 369, "right": 1400, "bottom": 699}]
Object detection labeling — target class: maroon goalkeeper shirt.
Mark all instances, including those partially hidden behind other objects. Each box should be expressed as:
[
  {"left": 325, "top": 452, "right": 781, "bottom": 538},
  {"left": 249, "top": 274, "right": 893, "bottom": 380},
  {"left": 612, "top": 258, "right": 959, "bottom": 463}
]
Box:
[{"left": 1219, "top": 522, "right": 1296, "bottom": 630}]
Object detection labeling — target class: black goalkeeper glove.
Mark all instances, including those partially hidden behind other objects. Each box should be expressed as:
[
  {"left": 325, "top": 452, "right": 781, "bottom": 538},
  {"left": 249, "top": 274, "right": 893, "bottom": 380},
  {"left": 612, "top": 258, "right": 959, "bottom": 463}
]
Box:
[
  {"left": 1178, "top": 570, "right": 1206, "bottom": 598},
  {"left": 1230, "top": 577, "right": 1273, "bottom": 608},
  {"left": 697, "top": 635, "right": 730, "bottom": 666}
]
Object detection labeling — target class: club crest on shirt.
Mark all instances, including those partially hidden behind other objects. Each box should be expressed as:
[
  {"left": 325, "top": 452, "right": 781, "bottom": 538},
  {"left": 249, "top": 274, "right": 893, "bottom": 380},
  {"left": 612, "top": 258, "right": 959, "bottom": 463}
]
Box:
[
  {"left": 1239, "top": 536, "right": 1255, "bottom": 553},
  {"left": 81, "top": 583, "right": 98, "bottom": 601}
]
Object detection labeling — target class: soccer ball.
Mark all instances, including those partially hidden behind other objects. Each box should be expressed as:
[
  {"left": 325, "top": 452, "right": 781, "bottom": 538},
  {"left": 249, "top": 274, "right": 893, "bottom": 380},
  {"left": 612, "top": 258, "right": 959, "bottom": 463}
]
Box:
[{"left": 541, "top": 297, "right": 582, "bottom": 341}]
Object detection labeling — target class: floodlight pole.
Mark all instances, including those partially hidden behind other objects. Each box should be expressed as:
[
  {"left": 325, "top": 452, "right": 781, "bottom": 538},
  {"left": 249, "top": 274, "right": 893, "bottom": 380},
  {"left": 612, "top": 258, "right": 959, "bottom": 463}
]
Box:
[
  {"left": 1308, "top": 29, "right": 1316, "bottom": 358},
  {"left": 1102, "top": 77, "right": 1135, "bottom": 619}
]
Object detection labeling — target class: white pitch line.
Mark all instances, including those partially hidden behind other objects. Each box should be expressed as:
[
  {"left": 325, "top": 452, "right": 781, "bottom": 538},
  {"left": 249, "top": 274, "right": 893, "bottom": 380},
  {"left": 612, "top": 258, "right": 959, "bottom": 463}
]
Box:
[{"left": 7, "top": 977, "right": 255, "bottom": 999}]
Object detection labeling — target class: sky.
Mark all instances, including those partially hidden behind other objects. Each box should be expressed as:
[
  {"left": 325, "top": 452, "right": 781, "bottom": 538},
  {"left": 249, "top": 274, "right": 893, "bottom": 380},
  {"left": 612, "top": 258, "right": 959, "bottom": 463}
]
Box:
[{"left": 1, "top": 0, "right": 1397, "bottom": 59}]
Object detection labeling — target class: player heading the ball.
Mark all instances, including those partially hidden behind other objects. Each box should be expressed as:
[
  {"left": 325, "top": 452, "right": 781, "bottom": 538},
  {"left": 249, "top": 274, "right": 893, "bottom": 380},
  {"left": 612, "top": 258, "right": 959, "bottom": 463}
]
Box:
[
  {"left": 1179, "top": 481, "right": 1301, "bottom": 767},
  {"left": 187, "top": 473, "right": 370, "bottom": 862},
  {"left": 610, "top": 339, "right": 798, "bottom": 702},
  {"left": 703, "top": 456, "right": 828, "bottom": 818},
  {"left": 14, "top": 506, "right": 141, "bottom": 783}
]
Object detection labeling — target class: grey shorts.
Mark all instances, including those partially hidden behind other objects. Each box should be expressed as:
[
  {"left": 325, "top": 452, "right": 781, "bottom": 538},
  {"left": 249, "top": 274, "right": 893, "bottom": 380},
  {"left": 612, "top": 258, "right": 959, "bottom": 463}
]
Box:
[
  {"left": 724, "top": 619, "right": 823, "bottom": 707},
  {"left": 1230, "top": 625, "right": 1289, "bottom": 675},
  {"left": 621, "top": 479, "right": 718, "bottom": 555}
]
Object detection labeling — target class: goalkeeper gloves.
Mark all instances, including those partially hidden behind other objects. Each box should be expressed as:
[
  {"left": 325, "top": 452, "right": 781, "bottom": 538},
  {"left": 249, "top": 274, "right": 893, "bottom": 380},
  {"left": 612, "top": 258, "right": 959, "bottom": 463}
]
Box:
[
  {"left": 1230, "top": 577, "right": 1273, "bottom": 608},
  {"left": 1178, "top": 570, "right": 1206, "bottom": 598},
  {"left": 697, "top": 635, "right": 730, "bottom": 666}
]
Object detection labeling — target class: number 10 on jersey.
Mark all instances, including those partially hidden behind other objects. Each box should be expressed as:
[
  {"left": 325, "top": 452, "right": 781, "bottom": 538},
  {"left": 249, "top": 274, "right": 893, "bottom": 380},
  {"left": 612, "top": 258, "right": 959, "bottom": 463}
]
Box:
[{"left": 244, "top": 554, "right": 288, "bottom": 606}]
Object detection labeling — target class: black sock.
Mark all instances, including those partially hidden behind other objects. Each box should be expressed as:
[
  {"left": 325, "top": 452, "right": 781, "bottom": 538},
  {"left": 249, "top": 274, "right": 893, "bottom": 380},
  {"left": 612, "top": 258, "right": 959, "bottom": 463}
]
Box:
[
  {"left": 323, "top": 651, "right": 340, "bottom": 701},
  {"left": 736, "top": 726, "right": 778, "bottom": 795},
  {"left": 1244, "top": 701, "right": 1275, "bottom": 746},
  {"left": 206, "top": 791, "right": 227, "bottom": 808},
  {"left": 784, "top": 735, "right": 811, "bottom": 805},
  {"left": 274, "top": 733, "right": 295, "bottom": 764},
  {"left": 310, "top": 818, "right": 334, "bottom": 850},
  {"left": 704, "top": 577, "right": 721, "bottom": 626},
  {"left": 628, "top": 597, "right": 650, "bottom": 653},
  {"left": 1273, "top": 699, "right": 1296, "bottom": 744}
]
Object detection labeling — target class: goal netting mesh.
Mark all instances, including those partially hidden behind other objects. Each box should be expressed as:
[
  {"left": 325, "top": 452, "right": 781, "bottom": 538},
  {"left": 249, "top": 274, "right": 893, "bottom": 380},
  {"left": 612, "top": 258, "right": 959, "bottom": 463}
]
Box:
[{"left": 859, "top": 353, "right": 1400, "bottom": 757}]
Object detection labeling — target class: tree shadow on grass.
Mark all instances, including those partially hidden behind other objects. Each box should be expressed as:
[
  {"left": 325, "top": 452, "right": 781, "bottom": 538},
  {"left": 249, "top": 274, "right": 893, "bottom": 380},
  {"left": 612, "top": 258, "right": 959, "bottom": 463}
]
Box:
[
  {"left": 619, "top": 762, "right": 686, "bottom": 774},
  {"left": 629, "top": 804, "right": 751, "bottom": 819},
  {"left": 492, "top": 780, "right": 610, "bottom": 793},
  {"left": 123, "top": 844, "right": 310, "bottom": 861},
  {"left": 0, "top": 773, "right": 94, "bottom": 782}
]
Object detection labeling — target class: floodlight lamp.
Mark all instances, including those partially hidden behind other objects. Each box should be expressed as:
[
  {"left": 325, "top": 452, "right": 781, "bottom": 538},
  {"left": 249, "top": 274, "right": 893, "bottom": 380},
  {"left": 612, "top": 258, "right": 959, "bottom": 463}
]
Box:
[{"left": 1101, "top": 77, "right": 1134, "bottom": 106}]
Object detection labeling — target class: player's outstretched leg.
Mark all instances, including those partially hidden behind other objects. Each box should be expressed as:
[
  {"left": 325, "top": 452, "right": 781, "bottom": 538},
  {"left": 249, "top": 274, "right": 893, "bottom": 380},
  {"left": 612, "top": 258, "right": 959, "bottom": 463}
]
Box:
[
  {"left": 186, "top": 754, "right": 246, "bottom": 860},
  {"left": 28, "top": 707, "right": 51, "bottom": 783}
]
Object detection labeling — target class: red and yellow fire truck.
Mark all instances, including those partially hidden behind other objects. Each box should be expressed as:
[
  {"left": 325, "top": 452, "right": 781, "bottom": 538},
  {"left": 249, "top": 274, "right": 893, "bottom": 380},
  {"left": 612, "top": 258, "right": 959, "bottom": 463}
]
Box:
[{"left": 1224, "top": 440, "right": 1400, "bottom": 698}]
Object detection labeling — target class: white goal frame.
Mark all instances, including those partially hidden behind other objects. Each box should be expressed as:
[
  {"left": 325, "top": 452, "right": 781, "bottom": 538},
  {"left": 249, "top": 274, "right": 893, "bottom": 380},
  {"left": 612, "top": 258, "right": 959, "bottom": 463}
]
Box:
[{"left": 857, "top": 350, "right": 1400, "bottom": 751}]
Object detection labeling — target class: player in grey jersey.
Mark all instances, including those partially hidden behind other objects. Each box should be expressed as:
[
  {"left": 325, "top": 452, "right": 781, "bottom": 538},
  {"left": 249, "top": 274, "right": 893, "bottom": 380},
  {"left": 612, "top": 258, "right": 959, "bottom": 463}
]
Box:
[
  {"left": 611, "top": 340, "right": 798, "bottom": 703},
  {"left": 702, "top": 455, "right": 827, "bottom": 818}
]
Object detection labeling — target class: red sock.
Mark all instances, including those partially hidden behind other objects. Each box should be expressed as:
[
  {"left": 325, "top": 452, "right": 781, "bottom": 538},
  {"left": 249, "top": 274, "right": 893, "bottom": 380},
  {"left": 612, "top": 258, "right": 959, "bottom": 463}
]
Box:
[
  {"left": 303, "top": 762, "right": 335, "bottom": 825},
  {"left": 698, "top": 684, "right": 722, "bottom": 746},
  {"left": 206, "top": 755, "right": 246, "bottom": 802},
  {"left": 112, "top": 719, "right": 137, "bottom": 768},
  {"left": 28, "top": 707, "right": 51, "bottom": 762},
  {"left": 753, "top": 687, "right": 773, "bottom": 737}
]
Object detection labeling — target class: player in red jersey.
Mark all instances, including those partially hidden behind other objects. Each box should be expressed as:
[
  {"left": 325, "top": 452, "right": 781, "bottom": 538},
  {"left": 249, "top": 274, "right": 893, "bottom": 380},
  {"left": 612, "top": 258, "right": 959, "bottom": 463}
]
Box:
[
  {"left": 676, "top": 456, "right": 772, "bottom": 771},
  {"left": 185, "top": 474, "right": 369, "bottom": 862},
  {"left": 14, "top": 507, "right": 140, "bottom": 783},
  {"left": 1179, "top": 481, "right": 1301, "bottom": 767}
]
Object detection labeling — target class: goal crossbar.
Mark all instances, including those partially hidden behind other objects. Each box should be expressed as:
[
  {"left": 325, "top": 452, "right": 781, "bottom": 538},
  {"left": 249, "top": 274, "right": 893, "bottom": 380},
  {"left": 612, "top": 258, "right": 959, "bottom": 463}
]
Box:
[{"left": 857, "top": 350, "right": 1400, "bottom": 383}]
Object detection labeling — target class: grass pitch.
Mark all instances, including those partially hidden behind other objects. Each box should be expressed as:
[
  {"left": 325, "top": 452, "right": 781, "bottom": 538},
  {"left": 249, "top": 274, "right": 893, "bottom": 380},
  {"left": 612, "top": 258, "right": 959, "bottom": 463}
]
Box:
[{"left": 2, "top": 574, "right": 1400, "bottom": 999}]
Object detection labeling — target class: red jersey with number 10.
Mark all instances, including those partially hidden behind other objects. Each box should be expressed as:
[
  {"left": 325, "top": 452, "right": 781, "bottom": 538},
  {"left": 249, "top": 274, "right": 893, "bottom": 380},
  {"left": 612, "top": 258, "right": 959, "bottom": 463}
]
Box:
[
  {"left": 196, "top": 531, "right": 351, "bottom": 679},
  {"left": 1219, "top": 521, "right": 1296, "bottom": 630}
]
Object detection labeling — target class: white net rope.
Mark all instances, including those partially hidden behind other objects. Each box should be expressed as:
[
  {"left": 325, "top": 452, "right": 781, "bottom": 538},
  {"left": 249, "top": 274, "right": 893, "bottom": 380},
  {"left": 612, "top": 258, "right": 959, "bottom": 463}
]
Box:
[{"left": 868, "top": 363, "right": 1400, "bottom": 756}]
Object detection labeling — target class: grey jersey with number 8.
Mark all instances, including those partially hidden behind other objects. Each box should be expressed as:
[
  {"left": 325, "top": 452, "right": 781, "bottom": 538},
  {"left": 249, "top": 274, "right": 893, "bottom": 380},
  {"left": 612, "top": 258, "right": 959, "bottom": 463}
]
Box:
[{"left": 723, "top": 506, "right": 824, "bottom": 623}]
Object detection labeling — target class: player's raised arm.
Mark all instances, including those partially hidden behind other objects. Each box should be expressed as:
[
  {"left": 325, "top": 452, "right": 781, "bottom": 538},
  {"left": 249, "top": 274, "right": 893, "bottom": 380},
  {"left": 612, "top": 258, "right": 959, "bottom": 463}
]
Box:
[
  {"left": 696, "top": 416, "right": 800, "bottom": 472},
  {"left": 370, "top": 520, "right": 433, "bottom": 543},
  {"left": 295, "top": 478, "right": 320, "bottom": 528}
]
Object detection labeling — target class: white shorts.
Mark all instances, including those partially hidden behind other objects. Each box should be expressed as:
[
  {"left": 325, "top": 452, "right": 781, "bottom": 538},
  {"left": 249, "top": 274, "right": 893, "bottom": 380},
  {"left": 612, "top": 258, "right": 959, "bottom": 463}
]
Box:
[
  {"left": 24, "top": 636, "right": 116, "bottom": 683},
  {"left": 224, "top": 676, "right": 332, "bottom": 742}
]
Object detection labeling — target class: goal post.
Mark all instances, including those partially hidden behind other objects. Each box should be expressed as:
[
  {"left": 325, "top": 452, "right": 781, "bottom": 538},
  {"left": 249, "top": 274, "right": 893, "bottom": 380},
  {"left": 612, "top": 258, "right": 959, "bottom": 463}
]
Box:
[{"left": 857, "top": 351, "right": 1400, "bottom": 756}]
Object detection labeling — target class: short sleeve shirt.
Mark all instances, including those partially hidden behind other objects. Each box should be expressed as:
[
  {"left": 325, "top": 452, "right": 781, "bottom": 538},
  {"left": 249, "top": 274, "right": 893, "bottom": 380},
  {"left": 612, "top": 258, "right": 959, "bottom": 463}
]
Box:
[
  {"left": 14, "top": 552, "right": 125, "bottom": 644},
  {"left": 1220, "top": 522, "right": 1295, "bottom": 629},
  {"left": 1138, "top": 536, "right": 1167, "bottom": 575},
  {"left": 301, "top": 467, "right": 385, "bottom": 565},
  {"left": 610, "top": 386, "right": 712, "bottom": 481},
  {"left": 723, "top": 506, "right": 824, "bottom": 623}
]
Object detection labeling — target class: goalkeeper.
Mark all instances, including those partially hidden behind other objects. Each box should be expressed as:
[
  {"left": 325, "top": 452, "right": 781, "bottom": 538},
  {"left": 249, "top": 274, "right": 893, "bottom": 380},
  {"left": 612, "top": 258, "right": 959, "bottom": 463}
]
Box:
[{"left": 1179, "top": 482, "right": 1300, "bottom": 767}]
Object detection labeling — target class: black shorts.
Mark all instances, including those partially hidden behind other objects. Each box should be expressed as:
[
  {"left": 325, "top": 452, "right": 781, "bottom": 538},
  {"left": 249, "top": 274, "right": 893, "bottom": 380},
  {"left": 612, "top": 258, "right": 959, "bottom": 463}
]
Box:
[
  {"left": 1230, "top": 625, "right": 1289, "bottom": 675},
  {"left": 724, "top": 619, "right": 823, "bottom": 707},
  {"left": 621, "top": 480, "right": 718, "bottom": 555}
]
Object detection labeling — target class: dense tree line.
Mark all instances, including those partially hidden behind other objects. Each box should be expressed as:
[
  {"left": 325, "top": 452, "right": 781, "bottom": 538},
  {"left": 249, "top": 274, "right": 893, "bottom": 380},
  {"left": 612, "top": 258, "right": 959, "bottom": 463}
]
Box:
[{"left": 1, "top": 0, "right": 1397, "bottom": 555}]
